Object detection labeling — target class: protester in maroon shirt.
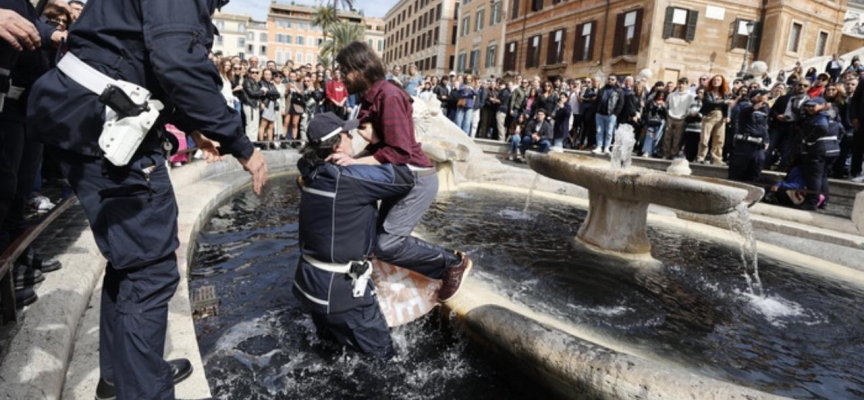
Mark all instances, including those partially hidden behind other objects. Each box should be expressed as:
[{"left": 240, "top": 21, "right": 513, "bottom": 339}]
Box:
[
  {"left": 329, "top": 41, "right": 472, "bottom": 303},
  {"left": 325, "top": 70, "right": 349, "bottom": 119}
]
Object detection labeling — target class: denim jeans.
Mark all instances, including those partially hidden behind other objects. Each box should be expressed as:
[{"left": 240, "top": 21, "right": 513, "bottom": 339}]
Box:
[
  {"left": 641, "top": 126, "right": 660, "bottom": 155},
  {"left": 508, "top": 134, "right": 522, "bottom": 154},
  {"left": 455, "top": 107, "right": 473, "bottom": 134},
  {"left": 520, "top": 137, "right": 551, "bottom": 155},
  {"left": 553, "top": 137, "right": 565, "bottom": 148},
  {"left": 595, "top": 114, "right": 617, "bottom": 149}
]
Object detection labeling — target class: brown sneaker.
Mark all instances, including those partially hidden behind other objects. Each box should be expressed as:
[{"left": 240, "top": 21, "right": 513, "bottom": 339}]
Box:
[{"left": 438, "top": 251, "right": 473, "bottom": 303}]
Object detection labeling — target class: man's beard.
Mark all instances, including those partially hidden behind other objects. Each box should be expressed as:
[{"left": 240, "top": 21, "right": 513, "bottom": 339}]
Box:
[{"left": 346, "top": 78, "right": 370, "bottom": 95}]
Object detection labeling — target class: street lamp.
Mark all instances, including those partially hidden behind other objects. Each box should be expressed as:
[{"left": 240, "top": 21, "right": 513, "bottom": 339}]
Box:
[{"left": 738, "top": 21, "right": 756, "bottom": 77}]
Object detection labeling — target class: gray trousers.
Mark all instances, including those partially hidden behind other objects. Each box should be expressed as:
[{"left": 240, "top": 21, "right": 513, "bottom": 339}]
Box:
[{"left": 375, "top": 172, "right": 458, "bottom": 279}]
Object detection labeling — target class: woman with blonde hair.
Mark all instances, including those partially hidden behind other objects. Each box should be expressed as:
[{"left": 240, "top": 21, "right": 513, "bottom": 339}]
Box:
[{"left": 697, "top": 74, "right": 734, "bottom": 164}]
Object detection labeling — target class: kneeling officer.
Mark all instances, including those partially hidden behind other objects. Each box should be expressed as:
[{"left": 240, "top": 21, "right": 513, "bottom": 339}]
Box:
[
  {"left": 26, "top": 0, "right": 268, "bottom": 398},
  {"left": 293, "top": 112, "right": 414, "bottom": 360}
]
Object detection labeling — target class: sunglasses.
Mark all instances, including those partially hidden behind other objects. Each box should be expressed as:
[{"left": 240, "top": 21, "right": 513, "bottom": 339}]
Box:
[
  {"left": 797, "top": 84, "right": 810, "bottom": 87},
  {"left": 232, "top": 67, "right": 241, "bottom": 71}
]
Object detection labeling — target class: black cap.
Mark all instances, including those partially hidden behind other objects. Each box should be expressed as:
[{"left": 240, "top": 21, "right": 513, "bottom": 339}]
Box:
[
  {"left": 748, "top": 89, "right": 769, "bottom": 100},
  {"left": 307, "top": 112, "right": 360, "bottom": 142}
]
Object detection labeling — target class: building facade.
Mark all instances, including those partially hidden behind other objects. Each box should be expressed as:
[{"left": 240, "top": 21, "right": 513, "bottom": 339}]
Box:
[
  {"left": 246, "top": 20, "right": 269, "bottom": 62},
  {"left": 213, "top": 12, "right": 262, "bottom": 60},
  {"left": 267, "top": 3, "right": 364, "bottom": 66},
  {"left": 500, "top": 0, "right": 847, "bottom": 82},
  {"left": 364, "top": 17, "right": 387, "bottom": 56},
  {"left": 453, "top": 0, "right": 509, "bottom": 78},
  {"left": 383, "top": 0, "right": 459, "bottom": 76}
]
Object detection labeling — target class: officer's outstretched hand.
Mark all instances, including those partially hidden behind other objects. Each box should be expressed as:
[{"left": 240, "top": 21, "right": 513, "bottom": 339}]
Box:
[
  {"left": 190, "top": 131, "right": 224, "bottom": 163},
  {"left": 0, "top": 9, "right": 40, "bottom": 51},
  {"left": 239, "top": 149, "right": 268, "bottom": 195}
]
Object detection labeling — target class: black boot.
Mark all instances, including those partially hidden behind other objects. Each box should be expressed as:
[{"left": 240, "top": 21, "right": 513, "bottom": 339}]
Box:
[
  {"left": 95, "top": 359, "right": 194, "bottom": 400},
  {"left": 15, "top": 287, "right": 37, "bottom": 307},
  {"left": 18, "top": 252, "right": 62, "bottom": 273},
  {"left": 14, "top": 265, "right": 44, "bottom": 290}
]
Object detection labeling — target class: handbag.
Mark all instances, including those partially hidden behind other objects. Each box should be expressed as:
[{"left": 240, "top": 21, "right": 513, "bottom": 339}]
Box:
[{"left": 457, "top": 98, "right": 467, "bottom": 108}]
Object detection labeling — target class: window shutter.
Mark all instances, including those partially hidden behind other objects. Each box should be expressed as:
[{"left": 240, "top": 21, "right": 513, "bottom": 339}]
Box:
[
  {"left": 535, "top": 36, "right": 542, "bottom": 67},
  {"left": 588, "top": 21, "right": 596, "bottom": 60},
  {"left": 631, "top": 8, "right": 643, "bottom": 55},
  {"left": 511, "top": 41, "right": 519, "bottom": 71},
  {"left": 663, "top": 7, "right": 674, "bottom": 39},
  {"left": 547, "top": 32, "right": 556, "bottom": 65},
  {"left": 526, "top": 39, "right": 533, "bottom": 68},
  {"left": 612, "top": 12, "right": 625, "bottom": 57},
  {"left": 686, "top": 9, "right": 698, "bottom": 41},
  {"left": 573, "top": 24, "right": 584, "bottom": 62},
  {"left": 750, "top": 21, "right": 762, "bottom": 54},
  {"left": 731, "top": 19, "right": 740, "bottom": 50}
]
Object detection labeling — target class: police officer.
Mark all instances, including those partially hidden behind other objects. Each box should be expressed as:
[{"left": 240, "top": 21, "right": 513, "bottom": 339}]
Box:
[
  {"left": 728, "top": 89, "right": 770, "bottom": 183},
  {"left": 798, "top": 97, "right": 841, "bottom": 210},
  {"left": 294, "top": 112, "right": 414, "bottom": 360},
  {"left": 0, "top": 0, "right": 66, "bottom": 306},
  {"left": 26, "top": 0, "right": 268, "bottom": 398}
]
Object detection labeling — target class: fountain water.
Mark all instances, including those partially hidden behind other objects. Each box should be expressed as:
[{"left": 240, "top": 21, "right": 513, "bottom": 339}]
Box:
[
  {"left": 609, "top": 124, "right": 635, "bottom": 170},
  {"left": 522, "top": 175, "right": 540, "bottom": 214},
  {"left": 728, "top": 203, "right": 764, "bottom": 297}
]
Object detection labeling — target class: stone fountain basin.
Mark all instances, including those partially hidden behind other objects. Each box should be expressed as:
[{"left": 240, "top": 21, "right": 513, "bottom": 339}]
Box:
[{"left": 526, "top": 152, "right": 763, "bottom": 215}]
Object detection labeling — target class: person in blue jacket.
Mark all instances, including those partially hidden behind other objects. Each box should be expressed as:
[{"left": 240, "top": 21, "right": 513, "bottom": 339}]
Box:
[
  {"left": 293, "top": 112, "right": 415, "bottom": 360},
  {"left": 26, "top": 0, "right": 268, "bottom": 399}
]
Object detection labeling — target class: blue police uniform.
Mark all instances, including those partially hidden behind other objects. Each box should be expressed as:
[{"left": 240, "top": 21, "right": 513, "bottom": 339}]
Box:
[
  {"left": 26, "top": 0, "right": 254, "bottom": 398},
  {"left": 0, "top": 0, "right": 56, "bottom": 250},
  {"left": 799, "top": 110, "right": 841, "bottom": 210},
  {"left": 728, "top": 102, "right": 769, "bottom": 183},
  {"left": 293, "top": 157, "right": 414, "bottom": 361}
]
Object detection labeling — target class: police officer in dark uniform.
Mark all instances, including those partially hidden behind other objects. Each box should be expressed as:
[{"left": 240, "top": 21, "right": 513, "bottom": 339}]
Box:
[
  {"left": 728, "top": 89, "right": 770, "bottom": 183},
  {"left": 26, "top": 0, "right": 268, "bottom": 398},
  {"left": 294, "top": 112, "right": 414, "bottom": 360},
  {"left": 798, "top": 97, "right": 841, "bottom": 210},
  {"left": 0, "top": 0, "right": 65, "bottom": 305}
]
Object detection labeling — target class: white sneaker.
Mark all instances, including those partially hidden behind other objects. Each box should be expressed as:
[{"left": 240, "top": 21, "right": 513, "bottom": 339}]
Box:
[
  {"left": 592, "top": 147, "right": 603, "bottom": 155},
  {"left": 603, "top": 147, "right": 611, "bottom": 155},
  {"left": 27, "top": 196, "right": 55, "bottom": 213},
  {"left": 193, "top": 150, "right": 203, "bottom": 160},
  {"left": 172, "top": 162, "right": 183, "bottom": 168},
  {"left": 852, "top": 175, "right": 864, "bottom": 183}
]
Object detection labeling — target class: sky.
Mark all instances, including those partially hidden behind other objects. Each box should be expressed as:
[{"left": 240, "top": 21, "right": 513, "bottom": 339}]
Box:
[{"left": 222, "top": 0, "right": 399, "bottom": 20}]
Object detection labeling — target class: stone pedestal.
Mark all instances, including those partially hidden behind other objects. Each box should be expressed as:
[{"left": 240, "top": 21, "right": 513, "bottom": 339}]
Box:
[
  {"left": 578, "top": 191, "right": 651, "bottom": 254},
  {"left": 436, "top": 162, "right": 457, "bottom": 192}
]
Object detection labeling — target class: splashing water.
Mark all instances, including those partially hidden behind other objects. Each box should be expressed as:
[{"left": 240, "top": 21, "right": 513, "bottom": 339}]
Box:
[
  {"left": 727, "top": 203, "right": 764, "bottom": 297},
  {"left": 610, "top": 124, "right": 636, "bottom": 170},
  {"left": 523, "top": 174, "right": 541, "bottom": 214}
]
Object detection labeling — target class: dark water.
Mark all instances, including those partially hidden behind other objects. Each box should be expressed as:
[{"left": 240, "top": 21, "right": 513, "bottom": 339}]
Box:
[
  {"left": 190, "top": 177, "right": 553, "bottom": 400},
  {"left": 417, "top": 189, "right": 864, "bottom": 400},
  {"left": 192, "top": 178, "right": 864, "bottom": 400}
]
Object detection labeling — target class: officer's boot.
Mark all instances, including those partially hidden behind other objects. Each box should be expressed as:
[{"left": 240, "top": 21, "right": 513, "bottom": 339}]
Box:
[{"left": 95, "top": 359, "right": 193, "bottom": 400}]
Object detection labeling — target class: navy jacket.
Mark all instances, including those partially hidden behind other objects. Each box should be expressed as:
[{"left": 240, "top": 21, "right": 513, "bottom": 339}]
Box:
[
  {"left": 293, "top": 158, "right": 414, "bottom": 314},
  {"left": 0, "top": 0, "right": 57, "bottom": 122},
  {"left": 27, "top": 0, "right": 253, "bottom": 160}
]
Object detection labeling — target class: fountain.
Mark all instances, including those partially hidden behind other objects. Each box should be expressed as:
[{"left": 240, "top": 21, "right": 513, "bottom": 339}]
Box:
[
  {"left": 185, "top": 97, "right": 864, "bottom": 400},
  {"left": 525, "top": 124, "right": 764, "bottom": 262}
]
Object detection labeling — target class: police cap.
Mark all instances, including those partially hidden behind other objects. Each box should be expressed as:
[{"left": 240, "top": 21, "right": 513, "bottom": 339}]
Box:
[
  {"left": 307, "top": 112, "right": 360, "bottom": 142},
  {"left": 803, "top": 97, "right": 827, "bottom": 107}
]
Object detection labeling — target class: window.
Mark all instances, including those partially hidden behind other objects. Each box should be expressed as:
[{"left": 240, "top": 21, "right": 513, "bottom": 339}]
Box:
[
  {"left": 216, "top": 21, "right": 225, "bottom": 30},
  {"left": 260, "top": 46, "right": 266, "bottom": 56},
  {"left": 469, "top": 48, "right": 480, "bottom": 72},
  {"left": 547, "top": 29, "right": 565, "bottom": 65},
  {"left": 431, "top": 55, "right": 438, "bottom": 69},
  {"left": 816, "top": 31, "right": 828, "bottom": 57},
  {"left": 260, "top": 32, "right": 268, "bottom": 42},
  {"left": 247, "top": 44, "right": 253, "bottom": 53},
  {"left": 378, "top": 40, "right": 383, "bottom": 52},
  {"left": 453, "top": 3, "right": 458, "bottom": 19},
  {"left": 436, "top": 4, "right": 442, "bottom": 21},
  {"left": 309, "top": 36, "right": 315, "bottom": 47},
  {"left": 526, "top": 34, "right": 541, "bottom": 68},
  {"left": 662, "top": 7, "right": 697, "bottom": 41},
  {"left": 307, "top": 53, "right": 313, "bottom": 64},
  {"left": 449, "top": 54, "right": 455, "bottom": 70},
  {"left": 215, "top": 35, "right": 223, "bottom": 46},
  {"left": 613, "top": 9, "right": 643, "bottom": 56},
  {"left": 731, "top": 19, "right": 754, "bottom": 50},
  {"left": 490, "top": 2, "right": 501, "bottom": 26},
  {"left": 239, "top": 23, "right": 246, "bottom": 32},
  {"left": 511, "top": 0, "right": 520, "bottom": 20},
  {"left": 485, "top": 44, "right": 497, "bottom": 68},
  {"left": 457, "top": 52, "right": 467, "bottom": 72},
  {"left": 297, "top": 36, "right": 305, "bottom": 46},
  {"left": 276, "top": 51, "right": 282, "bottom": 64},
  {"left": 461, "top": 16, "right": 470, "bottom": 36},
  {"left": 238, "top": 37, "right": 245, "bottom": 47},
  {"left": 318, "top": 38, "right": 324, "bottom": 47},
  {"left": 788, "top": 22, "right": 802, "bottom": 53},
  {"left": 435, "top": 26, "right": 441, "bottom": 43},
  {"left": 573, "top": 21, "right": 595, "bottom": 62},
  {"left": 285, "top": 51, "right": 292, "bottom": 61},
  {"left": 475, "top": 10, "right": 484, "bottom": 31},
  {"left": 451, "top": 25, "right": 458, "bottom": 45},
  {"left": 296, "top": 52, "right": 303, "bottom": 63},
  {"left": 247, "top": 32, "right": 254, "bottom": 40},
  {"left": 504, "top": 41, "right": 518, "bottom": 71},
  {"left": 531, "top": 0, "right": 542, "bottom": 12}
]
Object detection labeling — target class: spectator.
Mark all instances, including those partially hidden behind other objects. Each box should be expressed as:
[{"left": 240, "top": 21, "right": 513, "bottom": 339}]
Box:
[
  {"left": 825, "top": 53, "right": 844, "bottom": 83},
  {"left": 594, "top": 75, "right": 624, "bottom": 154},
  {"left": 506, "top": 113, "right": 528, "bottom": 161},
  {"left": 470, "top": 78, "right": 487, "bottom": 137},
  {"left": 68, "top": 0, "right": 84, "bottom": 21},
  {"left": 835, "top": 78, "right": 858, "bottom": 178},
  {"left": 325, "top": 69, "right": 348, "bottom": 119},
  {"left": 578, "top": 77, "right": 599, "bottom": 150},
  {"left": 696, "top": 74, "right": 733, "bottom": 165},
  {"left": 496, "top": 80, "right": 512, "bottom": 142},
  {"left": 455, "top": 75, "right": 477, "bottom": 135},
  {"left": 567, "top": 80, "right": 582, "bottom": 147},
  {"left": 258, "top": 69, "right": 281, "bottom": 147},
  {"left": 823, "top": 83, "right": 850, "bottom": 179},
  {"left": 641, "top": 90, "right": 667, "bottom": 157},
  {"left": 242, "top": 67, "right": 264, "bottom": 143},
  {"left": 552, "top": 93, "right": 572, "bottom": 148},
  {"left": 519, "top": 108, "right": 553, "bottom": 157},
  {"left": 768, "top": 79, "right": 810, "bottom": 170},
  {"left": 664, "top": 78, "right": 694, "bottom": 159},
  {"left": 285, "top": 71, "right": 305, "bottom": 140},
  {"left": 804, "top": 67, "right": 818, "bottom": 85},
  {"left": 683, "top": 88, "right": 705, "bottom": 161},
  {"left": 402, "top": 64, "right": 423, "bottom": 97},
  {"left": 621, "top": 81, "right": 645, "bottom": 149},
  {"left": 536, "top": 81, "right": 557, "bottom": 121},
  {"left": 844, "top": 56, "right": 864, "bottom": 76},
  {"left": 434, "top": 75, "right": 451, "bottom": 115},
  {"left": 299, "top": 74, "right": 324, "bottom": 140},
  {"left": 510, "top": 78, "right": 529, "bottom": 120},
  {"left": 481, "top": 79, "right": 500, "bottom": 138},
  {"left": 219, "top": 59, "right": 238, "bottom": 111},
  {"left": 522, "top": 87, "right": 538, "bottom": 117},
  {"left": 248, "top": 56, "right": 259, "bottom": 70}
]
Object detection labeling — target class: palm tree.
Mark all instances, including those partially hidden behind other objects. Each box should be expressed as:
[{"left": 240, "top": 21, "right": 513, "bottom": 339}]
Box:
[
  {"left": 311, "top": 5, "right": 338, "bottom": 43},
  {"left": 318, "top": 22, "right": 365, "bottom": 68}
]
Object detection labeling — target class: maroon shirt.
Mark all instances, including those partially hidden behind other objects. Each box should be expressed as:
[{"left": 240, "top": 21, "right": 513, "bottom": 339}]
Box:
[{"left": 357, "top": 80, "right": 433, "bottom": 168}]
